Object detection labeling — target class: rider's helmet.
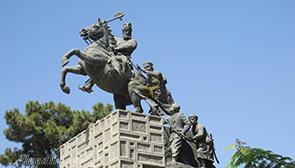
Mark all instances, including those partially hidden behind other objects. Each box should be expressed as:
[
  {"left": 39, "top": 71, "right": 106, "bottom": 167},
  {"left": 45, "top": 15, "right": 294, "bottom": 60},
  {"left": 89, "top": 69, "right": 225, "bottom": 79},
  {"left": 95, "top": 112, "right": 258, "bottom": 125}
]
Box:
[
  {"left": 122, "top": 22, "right": 132, "bottom": 31},
  {"left": 122, "top": 22, "right": 132, "bottom": 40}
]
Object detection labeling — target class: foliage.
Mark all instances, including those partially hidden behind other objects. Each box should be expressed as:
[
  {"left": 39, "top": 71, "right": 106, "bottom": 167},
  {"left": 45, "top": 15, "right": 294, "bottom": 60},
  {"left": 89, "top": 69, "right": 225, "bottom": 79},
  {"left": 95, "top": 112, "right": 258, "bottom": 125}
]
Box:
[
  {"left": 0, "top": 101, "right": 112, "bottom": 167},
  {"left": 227, "top": 139, "right": 295, "bottom": 168}
]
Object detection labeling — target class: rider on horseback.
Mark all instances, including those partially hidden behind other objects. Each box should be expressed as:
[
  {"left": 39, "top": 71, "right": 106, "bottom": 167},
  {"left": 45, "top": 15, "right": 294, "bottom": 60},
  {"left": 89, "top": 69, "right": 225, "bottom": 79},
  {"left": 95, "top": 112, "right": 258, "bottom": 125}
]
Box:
[
  {"left": 79, "top": 22, "right": 137, "bottom": 93},
  {"left": 113, "top": 22, "right": 137, "bottom": 58}
]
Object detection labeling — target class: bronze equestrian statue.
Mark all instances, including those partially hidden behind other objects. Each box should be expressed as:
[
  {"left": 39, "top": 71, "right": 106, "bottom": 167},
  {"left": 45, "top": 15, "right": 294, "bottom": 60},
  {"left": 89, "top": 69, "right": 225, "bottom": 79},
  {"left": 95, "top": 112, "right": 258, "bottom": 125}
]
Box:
[
  {"left": 60, "top": 14, "right": 135, "bottom": 110},
  {"left": 60, "top": 13, "right": 174, "bottom": 113}
]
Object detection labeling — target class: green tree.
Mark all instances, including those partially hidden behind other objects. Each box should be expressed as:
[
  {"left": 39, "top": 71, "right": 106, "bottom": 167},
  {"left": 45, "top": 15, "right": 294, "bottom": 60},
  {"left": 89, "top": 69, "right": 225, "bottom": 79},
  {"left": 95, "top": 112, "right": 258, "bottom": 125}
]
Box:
[
  {"left": 0, "top": 101, "right": 112, "bottom": 167},
  {"left": 227, "top": 139, "right": 295, "bottom": 168}
]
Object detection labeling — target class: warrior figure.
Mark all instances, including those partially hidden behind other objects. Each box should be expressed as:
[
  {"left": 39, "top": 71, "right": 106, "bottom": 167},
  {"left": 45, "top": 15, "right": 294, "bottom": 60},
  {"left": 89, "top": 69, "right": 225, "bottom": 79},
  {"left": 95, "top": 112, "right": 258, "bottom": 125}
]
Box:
[
  {"left": 128, "top": 61, "right": 174, "bottom": 113},
  {"left": 113, "top": 22, "right": 137, "bottom": 58},
  {"left": 188, "top": 114, "right": 215, "bottom": 168},
  {"left": 167, "top": 104, "right": 190, "bottom": 163}
]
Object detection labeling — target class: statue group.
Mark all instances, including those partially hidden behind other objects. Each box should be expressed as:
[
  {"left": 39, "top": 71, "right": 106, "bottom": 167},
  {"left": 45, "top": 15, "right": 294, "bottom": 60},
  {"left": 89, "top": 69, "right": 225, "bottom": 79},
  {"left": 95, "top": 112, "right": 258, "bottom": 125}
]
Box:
[{"left": 59, "top": 13, "right": 218, "bottom": 168}]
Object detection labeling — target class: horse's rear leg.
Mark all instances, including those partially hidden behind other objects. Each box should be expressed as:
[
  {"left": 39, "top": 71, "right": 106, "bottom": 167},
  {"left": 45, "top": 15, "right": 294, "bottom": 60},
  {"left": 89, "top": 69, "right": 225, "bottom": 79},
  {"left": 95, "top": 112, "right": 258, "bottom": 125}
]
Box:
[
  {"left": 60, "top": 64, "right": 86, "bottom": 94},
  {"left": 113, "top": 94, "right": 129, "bottom": 110},
  {"left": 128, "top": 82, "right": 144, "bottom": 113}
]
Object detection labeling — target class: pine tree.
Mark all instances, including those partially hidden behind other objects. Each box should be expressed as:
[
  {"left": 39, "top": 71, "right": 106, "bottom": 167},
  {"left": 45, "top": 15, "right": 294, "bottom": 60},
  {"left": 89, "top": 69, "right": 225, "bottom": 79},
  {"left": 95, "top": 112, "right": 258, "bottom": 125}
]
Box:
[{"left": 0, "top": 101, "right": 112, "bottom": 167}]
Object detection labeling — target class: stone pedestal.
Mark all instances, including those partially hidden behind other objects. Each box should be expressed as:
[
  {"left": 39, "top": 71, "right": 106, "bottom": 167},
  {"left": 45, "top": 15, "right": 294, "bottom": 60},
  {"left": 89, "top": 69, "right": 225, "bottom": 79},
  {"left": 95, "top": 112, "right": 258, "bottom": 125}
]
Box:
[{"left": 60, "top": 110, "right": 165, "bottom": 168}]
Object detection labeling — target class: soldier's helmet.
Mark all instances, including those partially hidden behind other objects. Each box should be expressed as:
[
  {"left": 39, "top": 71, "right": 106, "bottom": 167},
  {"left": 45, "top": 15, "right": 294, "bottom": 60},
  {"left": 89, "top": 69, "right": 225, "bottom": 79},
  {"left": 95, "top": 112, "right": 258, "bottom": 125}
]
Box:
[
  {"left": 143, "top": 61, "right": 153, "bottom": 68},
  {"left": 188, "top": 114, "right": 198, "bottom": 121},
  {"left": 170, "top": 103, "right": 180, "bottom": 112}
]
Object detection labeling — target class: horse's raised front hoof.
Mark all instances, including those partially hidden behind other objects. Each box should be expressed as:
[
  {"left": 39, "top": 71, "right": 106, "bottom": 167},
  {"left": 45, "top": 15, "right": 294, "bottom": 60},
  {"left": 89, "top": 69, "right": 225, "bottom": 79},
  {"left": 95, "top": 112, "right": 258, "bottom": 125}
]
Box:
[
  {"left": 79, "top": 85, "right": 93, "bottom": 94},
  {"left": 60, "top": 84, "right": 70, "bottom": 94}
]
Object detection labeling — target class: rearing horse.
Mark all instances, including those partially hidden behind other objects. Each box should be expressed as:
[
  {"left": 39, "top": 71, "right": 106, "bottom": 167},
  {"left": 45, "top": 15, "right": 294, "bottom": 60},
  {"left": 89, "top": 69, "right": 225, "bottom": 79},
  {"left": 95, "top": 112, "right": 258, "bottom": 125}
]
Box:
[{"left": 60, "top": 18, "right": 133, "bottom": 109}]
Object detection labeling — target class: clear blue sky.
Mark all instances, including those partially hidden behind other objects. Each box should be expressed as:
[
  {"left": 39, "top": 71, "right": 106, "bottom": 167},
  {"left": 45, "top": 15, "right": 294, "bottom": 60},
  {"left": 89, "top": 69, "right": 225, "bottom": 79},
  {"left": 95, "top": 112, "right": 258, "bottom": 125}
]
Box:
[{"left": 0, "top": 1, "right": 294, "bottom": 167}]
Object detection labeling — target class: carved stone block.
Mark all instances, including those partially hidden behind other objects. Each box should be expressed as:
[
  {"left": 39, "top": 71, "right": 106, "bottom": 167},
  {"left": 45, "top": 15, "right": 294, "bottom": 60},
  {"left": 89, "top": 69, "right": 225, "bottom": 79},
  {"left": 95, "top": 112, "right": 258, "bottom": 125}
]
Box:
[{"left": 60, "top": 110, "right": 165, "bottom": 168}]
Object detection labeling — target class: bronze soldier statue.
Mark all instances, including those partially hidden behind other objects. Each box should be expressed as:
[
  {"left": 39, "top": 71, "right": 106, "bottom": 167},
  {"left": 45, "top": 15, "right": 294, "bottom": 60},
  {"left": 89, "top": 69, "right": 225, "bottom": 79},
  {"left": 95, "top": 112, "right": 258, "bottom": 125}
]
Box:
[
  {"left": 137, "top": 61, "right": 163, "bottom": 98},
  {"left": 188, "top": 114, "right": 216, "bottom": 168},
  {"left": 167, "top": 104, "right": 190, "bottom": 163},
  {"left": 128, "top": 61, "right": 174, "bottom": 113}
]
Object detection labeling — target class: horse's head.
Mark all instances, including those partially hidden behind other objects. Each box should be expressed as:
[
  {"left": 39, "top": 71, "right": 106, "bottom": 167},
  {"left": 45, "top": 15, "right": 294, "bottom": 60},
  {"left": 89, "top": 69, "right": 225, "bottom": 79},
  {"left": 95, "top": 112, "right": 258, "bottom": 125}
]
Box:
[
  {"left": 80, "top": 18, "right": 115, "bottom": 47},
  {"left": 80, "top": 18, "right": 105, "bottom": 42}
]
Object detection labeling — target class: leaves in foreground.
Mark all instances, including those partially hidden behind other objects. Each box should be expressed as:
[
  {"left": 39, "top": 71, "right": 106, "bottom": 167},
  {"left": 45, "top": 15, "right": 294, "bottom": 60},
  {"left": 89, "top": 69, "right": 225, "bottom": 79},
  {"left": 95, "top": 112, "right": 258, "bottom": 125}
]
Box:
[{"left": 227, "top": 139, "right": 295, "bottom": 168}]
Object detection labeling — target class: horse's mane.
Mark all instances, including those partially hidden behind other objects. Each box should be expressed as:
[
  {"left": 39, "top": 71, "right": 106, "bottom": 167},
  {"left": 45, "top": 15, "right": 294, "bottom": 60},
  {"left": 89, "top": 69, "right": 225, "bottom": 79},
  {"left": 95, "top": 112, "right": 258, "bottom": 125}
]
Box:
[{"left": 101, "top": 22, "right": 116, "bottom": 46}]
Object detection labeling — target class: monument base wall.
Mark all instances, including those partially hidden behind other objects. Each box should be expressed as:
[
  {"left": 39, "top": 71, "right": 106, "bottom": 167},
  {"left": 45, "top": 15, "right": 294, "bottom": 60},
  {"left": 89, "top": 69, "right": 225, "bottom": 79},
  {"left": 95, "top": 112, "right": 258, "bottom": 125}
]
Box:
[{"left": 60, "top": 110, "right": 165, "bottom": 168}]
